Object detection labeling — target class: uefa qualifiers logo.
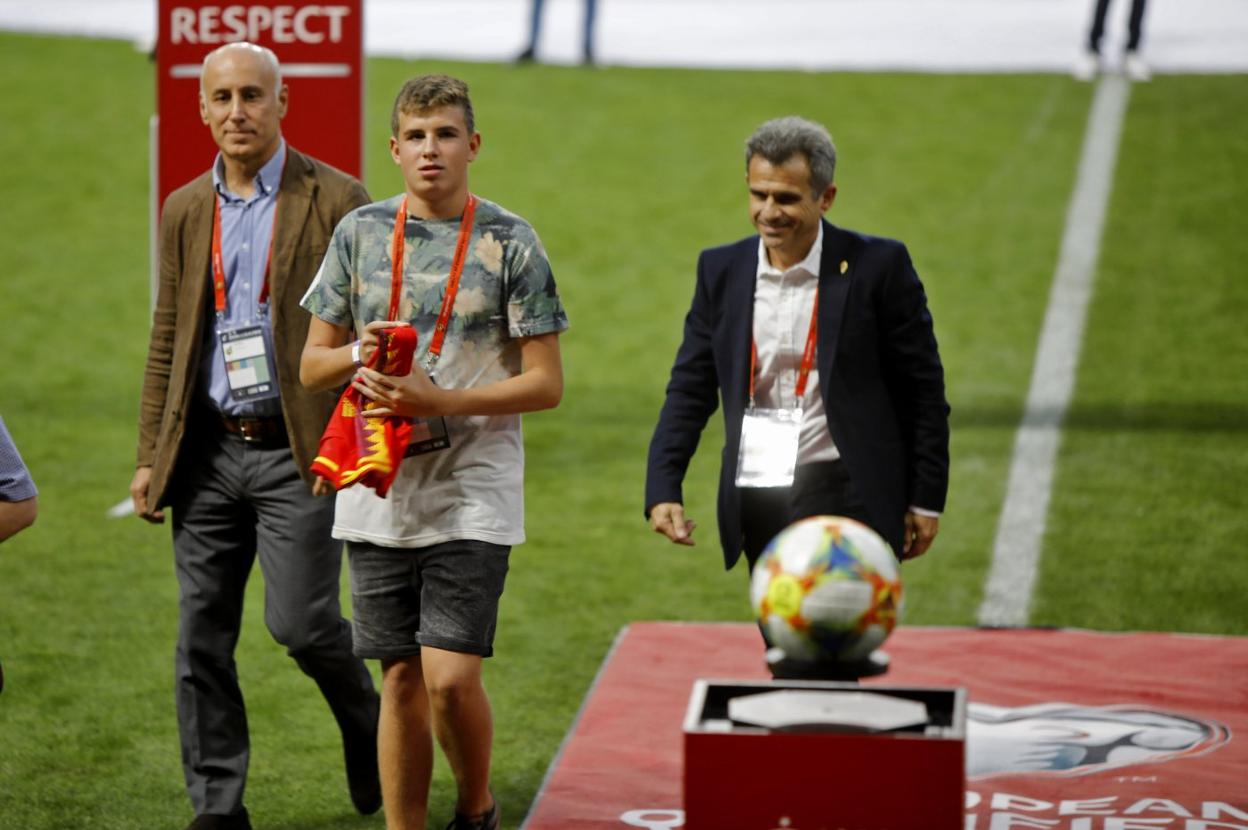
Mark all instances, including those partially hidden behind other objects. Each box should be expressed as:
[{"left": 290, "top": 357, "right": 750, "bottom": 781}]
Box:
[
  {"left": 617, "top": 702, "right": 1234, "bottom": 828},
  {"left": 967, "top": 702, "right": 1231, "bottom": 779}
]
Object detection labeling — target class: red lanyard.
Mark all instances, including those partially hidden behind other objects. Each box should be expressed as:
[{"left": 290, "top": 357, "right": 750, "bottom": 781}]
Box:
[
  {"left": 389, "top": 194, "right": 477, "bottom": 366},
  {"left": 749, "top": 287, "right": 819, "bottom": 408},
  {"left": 211, "top": 184, "right": 282, "bottom": 315}
]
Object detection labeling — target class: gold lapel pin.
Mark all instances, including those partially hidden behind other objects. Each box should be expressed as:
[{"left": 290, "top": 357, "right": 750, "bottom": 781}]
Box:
[{"left": 839, "top": 260, "right": 849, "bottom": 274}]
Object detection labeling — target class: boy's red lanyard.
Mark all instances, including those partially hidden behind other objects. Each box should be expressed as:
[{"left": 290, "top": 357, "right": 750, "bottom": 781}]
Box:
[
  {"left": 749, "top": 287, "right": 819, "bottom": 408},
  {"left": 210, "top": 184, "right": 283, "bottom": 315},
  {"left": 389, "top": 194, "right": 477, "bottom": 367}
]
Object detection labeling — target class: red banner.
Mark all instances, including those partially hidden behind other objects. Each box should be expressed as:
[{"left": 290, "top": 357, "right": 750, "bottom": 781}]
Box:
[{"left": 154, "top": 1, "right": 363, "bottom": 212}]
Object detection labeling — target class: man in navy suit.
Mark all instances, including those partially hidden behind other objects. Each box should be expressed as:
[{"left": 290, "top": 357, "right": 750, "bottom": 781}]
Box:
[{"left": 645, "top": 116, "right": 949, "bottom": 575}]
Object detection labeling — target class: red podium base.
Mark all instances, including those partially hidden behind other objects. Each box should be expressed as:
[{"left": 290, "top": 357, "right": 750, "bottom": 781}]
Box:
[{"left": 683, "top": 680, "right": 966, "bottom": 830}]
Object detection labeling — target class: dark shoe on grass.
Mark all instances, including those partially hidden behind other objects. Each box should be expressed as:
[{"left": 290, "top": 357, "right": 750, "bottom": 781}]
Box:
[
  {"left": 445, "top": 797, "right": 500, "bottom": 830},
  {"left": 185, "top": 809, "right": 252, "bottom": 830}
]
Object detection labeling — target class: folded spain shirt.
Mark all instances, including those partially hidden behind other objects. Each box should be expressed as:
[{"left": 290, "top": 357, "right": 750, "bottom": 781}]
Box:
[{"left": 311, "top": 326, "right": 418, "bottom": 497}]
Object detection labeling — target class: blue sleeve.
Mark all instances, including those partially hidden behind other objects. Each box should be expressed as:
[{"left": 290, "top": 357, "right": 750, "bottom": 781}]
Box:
[{"left": 0, "top": 417, "right": 37, "bottom": 502}]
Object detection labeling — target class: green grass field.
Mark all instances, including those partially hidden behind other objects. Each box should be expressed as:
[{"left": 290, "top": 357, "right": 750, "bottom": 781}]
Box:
[{"left": 0, "top": 31, "right": 1245, "bottom": 829}]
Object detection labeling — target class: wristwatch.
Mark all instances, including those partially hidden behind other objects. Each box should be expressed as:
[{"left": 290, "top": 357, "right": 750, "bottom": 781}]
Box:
[{"left": 351, "top": 340, "right": 363, "bottom": 367}]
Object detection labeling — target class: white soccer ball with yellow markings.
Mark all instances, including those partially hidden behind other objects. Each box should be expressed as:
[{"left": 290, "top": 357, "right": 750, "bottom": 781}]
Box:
[{"left": 750, "top": 515, "right": 902, "bottom": 663}]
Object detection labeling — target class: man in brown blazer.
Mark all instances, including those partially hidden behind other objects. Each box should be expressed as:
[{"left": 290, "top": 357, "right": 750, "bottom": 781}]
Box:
[{"left": 130, "top": 42, "right": 380, "bottom": 830}]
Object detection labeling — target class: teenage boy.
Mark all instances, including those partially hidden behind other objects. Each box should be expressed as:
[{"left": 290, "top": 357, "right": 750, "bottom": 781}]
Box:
[{"left": 299, "top": 74, "right": 568, "bottom": 830}]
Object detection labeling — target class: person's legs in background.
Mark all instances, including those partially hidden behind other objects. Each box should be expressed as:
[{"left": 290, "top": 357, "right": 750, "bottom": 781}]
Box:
[
  {"left": 1075, "top": 0, "right": 1114, "bottom": 80},
  {"left": 516, "top": 0, "right": 544, "bottom": 62},
  {"left": 1123, "top": 0, "right": 1151, "bottom": 80},
  {"left": 581, "top": 0, "right": 598, "bottom": 64}
]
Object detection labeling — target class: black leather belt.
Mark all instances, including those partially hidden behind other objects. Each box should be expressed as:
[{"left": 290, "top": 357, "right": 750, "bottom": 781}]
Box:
[{"left": 216, "top": 413, "right": 288, "bottom": 446}]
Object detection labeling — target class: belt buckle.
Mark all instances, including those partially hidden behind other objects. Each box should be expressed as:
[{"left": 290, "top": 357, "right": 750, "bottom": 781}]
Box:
[{"left": 237, "top": 417, "right": 266, "bottom": 443}]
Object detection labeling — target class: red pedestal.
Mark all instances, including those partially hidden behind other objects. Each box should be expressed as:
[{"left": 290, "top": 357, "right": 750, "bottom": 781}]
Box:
[{"left": 683, "top": 680, "right": 966, "bottom": 830}]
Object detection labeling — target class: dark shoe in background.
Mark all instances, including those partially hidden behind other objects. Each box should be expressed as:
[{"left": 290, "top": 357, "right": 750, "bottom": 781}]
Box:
[{"left": 185, "top": 808, "right": 252, "bottom": 830}]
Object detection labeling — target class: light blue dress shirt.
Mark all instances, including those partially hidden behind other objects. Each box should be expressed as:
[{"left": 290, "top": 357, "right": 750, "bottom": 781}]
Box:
[{"left": 199, "top": 141, "right": 286, "bottom": 417}]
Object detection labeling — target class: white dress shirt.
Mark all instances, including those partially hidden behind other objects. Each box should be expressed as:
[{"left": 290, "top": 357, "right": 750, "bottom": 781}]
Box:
[
  {"left": 752, "top": 223, "right": 839, "bottom": 465},
  {"left": 753, "top": 224, "right": 940, "bottom": 518}
]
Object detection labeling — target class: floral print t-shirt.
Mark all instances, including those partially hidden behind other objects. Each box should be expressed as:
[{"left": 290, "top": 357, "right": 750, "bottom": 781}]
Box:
[{"left": 301, "top": 194, "right": 569, "bottom": 547}]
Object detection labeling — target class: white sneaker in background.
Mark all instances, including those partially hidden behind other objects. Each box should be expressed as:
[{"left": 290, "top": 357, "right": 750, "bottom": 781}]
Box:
[
  {"left": 1072, "top": 49, "right": 1100, "bottom": 81},
  {"left": 1123, "top": 52, "right": 1152, "bottom": 81}
]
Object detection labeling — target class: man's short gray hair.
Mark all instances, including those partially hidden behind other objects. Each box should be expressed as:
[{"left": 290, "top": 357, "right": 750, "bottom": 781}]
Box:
[
  {"left": 745, "top": 116, "right": 837, "bottom": 195},
  {"left": 201, "top": 42, "right": 283, "bottom": 91}
]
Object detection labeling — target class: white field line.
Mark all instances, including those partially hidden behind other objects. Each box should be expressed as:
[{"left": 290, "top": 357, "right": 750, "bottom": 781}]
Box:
[{"left": 977, "top": 74, "right": 1131, "bottom": 627}]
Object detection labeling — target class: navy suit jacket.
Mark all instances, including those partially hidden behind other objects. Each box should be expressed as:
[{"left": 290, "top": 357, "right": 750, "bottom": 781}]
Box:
[{"left": 645, "top": 220, "right": 950, "bottom": 568}]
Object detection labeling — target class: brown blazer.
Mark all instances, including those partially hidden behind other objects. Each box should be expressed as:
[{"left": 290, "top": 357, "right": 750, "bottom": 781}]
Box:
[{"left": 136, "top": 146, "right": 370, "bottom": 508}]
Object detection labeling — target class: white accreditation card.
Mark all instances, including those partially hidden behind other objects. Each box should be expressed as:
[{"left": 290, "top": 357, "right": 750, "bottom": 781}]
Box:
[
  {"left": 405, "top": 416, "right": 451, "bottom": 456},
  {"left": 403, "top": 362, "right": 452, "bottom": 456},
  {"left": 219, "top": 325, "right": 279, "bottom": 403},
  {"left": 735, "top": 407, "right": 802, "bottom": 488}
]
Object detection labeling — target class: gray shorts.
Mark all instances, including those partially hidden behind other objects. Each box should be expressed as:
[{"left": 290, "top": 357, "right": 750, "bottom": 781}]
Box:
[{"left": 346, "top": 539, "right": 510, "bottom": 659}]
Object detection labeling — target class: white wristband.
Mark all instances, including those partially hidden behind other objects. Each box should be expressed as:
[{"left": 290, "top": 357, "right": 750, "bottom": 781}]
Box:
[{"left": 351, "top": 340, "right": 363, "bottom": 367}]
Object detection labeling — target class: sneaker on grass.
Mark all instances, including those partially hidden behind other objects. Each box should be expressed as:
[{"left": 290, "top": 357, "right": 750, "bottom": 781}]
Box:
[
  {"left": 1072, "top": 49, "right": 1100, "bottom": 81},
  {"left": 1123, "top": 51, "right": 1152, "bottom": 81}
]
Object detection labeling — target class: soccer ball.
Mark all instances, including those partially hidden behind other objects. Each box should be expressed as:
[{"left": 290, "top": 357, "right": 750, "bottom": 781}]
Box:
[{"left": 750, "top": 516, "right": 903, "bottom": 663}]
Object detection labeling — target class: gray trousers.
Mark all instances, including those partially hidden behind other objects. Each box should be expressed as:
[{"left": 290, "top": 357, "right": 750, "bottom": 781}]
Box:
[{"left": 169, "top": 428, "right": 378, "bottom": 815}]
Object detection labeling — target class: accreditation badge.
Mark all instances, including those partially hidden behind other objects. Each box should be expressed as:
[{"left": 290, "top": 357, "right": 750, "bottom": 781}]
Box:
[
  {"left": 405, "top": 416, "right": 451, "bottom": 456},
  {"left": 219, "top": 324, "right": 279, "bottom": 403},
  {"left": 735, "top": 407, "right": 802, "bottom": 488},
  {"left": 403, "top": 363, "right": 452, "bottom": 456}
]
